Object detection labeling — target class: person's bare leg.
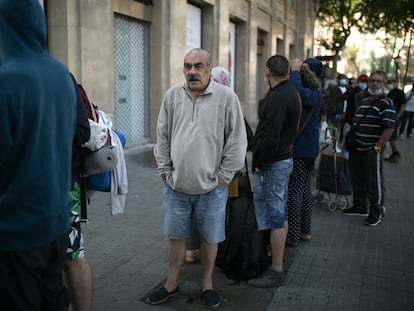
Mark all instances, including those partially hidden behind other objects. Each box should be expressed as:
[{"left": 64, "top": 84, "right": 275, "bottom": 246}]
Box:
[
  {"left": 199, "top": 239, "right": 218, "bottom": 291},
  {"left": 270, "top": 221, "right": 288, "bottom": 272},
  {"left": 63, "top": 257, "right": 92, "bottom": 311},
  {"left": 390, "top": 140, "right": 397, "bottom": 153},
  {"left": 164, "top": 239, "right": 186, "bottom": 292}
]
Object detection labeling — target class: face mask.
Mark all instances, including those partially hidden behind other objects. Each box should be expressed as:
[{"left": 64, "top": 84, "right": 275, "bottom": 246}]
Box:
[
  {"left": 358, "top": 82, "right": 367, "bottom": 90},
  {"left": 339, "top": 79, "right": 347, "bottom": 87},
  {"left": 368, "top": 88, "right": 384, "bottom": 96},
  {"left": 387, "top": 84, "right": 394, "bottom": 90}
]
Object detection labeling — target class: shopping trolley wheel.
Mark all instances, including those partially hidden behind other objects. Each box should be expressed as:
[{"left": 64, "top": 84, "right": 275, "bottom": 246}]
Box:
[
  {"left": 314, "top": 193, "right": 324, "bottom": 202},
  {"left": 340, "top": 199, "right": 348, "bottom": 210},
  {"left": 328, "top": 200, "right": 338, "bottom": 212}
]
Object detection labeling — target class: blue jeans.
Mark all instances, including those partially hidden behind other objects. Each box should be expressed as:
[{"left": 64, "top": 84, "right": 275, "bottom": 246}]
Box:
[
  {"left": 252, "top": 158, "right": 293, "bottom": 230},
  {"left": 161, "top": 184, "right": 227, "bottom": 244}
]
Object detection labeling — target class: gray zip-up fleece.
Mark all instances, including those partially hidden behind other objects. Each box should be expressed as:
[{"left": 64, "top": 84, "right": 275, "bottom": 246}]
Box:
[{"left": 154, "top": 80, "right": 247, "bottom": 195}]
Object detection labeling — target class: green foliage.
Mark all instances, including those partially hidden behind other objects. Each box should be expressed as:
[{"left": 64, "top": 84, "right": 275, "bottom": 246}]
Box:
[
  {"left": 317, "top": 0, "right": 413, "bottom": 83},
  {"left": 317, "top": 0, "right": 364, "bottom": 56},
  {"left": 359, "top": 0, "right": 414, "bottom": 83},
  {"left": 360, "top": 0, "right": 414, "bottom": 35}
]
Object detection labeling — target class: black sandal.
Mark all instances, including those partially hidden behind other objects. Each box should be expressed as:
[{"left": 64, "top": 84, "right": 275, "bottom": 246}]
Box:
[{"left": 145, "top": 286, "right": 181, "bottom": 305}]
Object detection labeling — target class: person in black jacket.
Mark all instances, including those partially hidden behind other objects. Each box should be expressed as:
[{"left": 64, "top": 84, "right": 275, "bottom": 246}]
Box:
[
  {"left": 384, "top": 77, "right": 406, "bottom": 163},
  {"left": 248, "top": 55, "right": 301, "bottom": 288}
]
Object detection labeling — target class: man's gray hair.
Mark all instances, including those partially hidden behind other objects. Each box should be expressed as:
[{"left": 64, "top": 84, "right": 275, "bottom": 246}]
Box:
[{"left": 185, "top": 48, "right": 211, "bottom": 66}]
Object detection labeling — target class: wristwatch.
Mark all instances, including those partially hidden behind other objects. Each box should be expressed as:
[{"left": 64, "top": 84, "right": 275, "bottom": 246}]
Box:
[{"left": 374, "top": 145, "right": 381, "bottom": 153}]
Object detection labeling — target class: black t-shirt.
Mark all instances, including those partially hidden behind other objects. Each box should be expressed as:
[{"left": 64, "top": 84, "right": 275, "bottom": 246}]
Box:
[{"left": 388, "top": 88, "right": 406, "bottom": 112}]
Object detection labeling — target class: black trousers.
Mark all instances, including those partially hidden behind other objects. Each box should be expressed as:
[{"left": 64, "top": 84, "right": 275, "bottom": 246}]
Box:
[
  {"left": 349, "top": 149, "right": 385, "bottom": 217},
  {"left": 0, "top": 234, "right": 69, "bottom": 311}
]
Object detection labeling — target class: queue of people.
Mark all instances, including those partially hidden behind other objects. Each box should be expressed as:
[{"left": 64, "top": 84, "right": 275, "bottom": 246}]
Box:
[
  {"left": 1, "top": 1, "right": 403, "bottom": 310},
  {"left": 147, "top": 48, "right": 401, "bottom": 308}
]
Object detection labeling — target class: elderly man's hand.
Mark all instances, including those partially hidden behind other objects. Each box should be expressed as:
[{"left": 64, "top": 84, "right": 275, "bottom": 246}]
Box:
[{"left": 218, "top": 181, "right": 227, "bottom": 188}]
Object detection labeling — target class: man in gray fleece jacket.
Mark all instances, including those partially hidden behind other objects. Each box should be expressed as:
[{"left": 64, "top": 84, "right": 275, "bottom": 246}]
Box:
[{"left": 149, "top": 48, "right": 247, "bottom": 309}]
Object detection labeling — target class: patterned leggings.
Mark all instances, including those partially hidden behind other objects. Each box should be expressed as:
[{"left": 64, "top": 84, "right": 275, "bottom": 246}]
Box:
[{"left": 286, "top": 158, "right": 313, "bottom": 247}]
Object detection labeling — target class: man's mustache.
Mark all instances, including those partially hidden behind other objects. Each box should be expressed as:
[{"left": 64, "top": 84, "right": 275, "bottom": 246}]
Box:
[{"left": 188, "top": 75, "right": 201, "bottom": 81}]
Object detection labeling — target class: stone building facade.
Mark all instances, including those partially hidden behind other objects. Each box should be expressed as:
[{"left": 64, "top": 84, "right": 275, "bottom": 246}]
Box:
[{"left": 43, "top": 0, "right": 318, "bottom": 147}]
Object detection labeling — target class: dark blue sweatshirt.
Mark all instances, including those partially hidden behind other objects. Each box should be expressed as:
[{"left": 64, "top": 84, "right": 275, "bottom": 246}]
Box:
[
  {"left": 0, "top": 0, "right": 77, "bottom": 251},
  {"left": 289, "top": 58, "right": 324, "bottom": 159}
]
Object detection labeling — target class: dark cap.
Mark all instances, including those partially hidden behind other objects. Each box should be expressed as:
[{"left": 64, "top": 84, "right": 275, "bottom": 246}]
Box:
[{"left": 387, "top": 76, "right": 397, "bottom": 82}]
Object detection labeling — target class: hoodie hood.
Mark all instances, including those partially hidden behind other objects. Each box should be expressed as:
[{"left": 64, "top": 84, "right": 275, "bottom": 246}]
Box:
[
  {"left": 0, "top": 0, "right": 47, "bottom": 64},
  {"left": 304, "top": 58, "right": 324, "bottom": 81}
]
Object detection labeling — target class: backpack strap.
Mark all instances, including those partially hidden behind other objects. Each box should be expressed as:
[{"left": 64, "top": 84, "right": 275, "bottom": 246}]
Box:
[{"left": 76, "top": 84, "right": 99, "bottom": 122}]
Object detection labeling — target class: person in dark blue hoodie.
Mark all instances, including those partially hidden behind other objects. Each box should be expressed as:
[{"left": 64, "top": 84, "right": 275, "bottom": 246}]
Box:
[
  {"left": 0, "top": 1, "right": 77, "bottom": 309},
  {"left": 286, "top": 58, "right": 324, "bottom": 247}
]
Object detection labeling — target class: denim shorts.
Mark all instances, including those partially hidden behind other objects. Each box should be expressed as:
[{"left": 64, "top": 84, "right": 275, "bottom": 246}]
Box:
[
  {"left": 252, "top": 158, "right": 293, "bottom": 230},
  {"left": 161, "top": 184, "right": 227, "bottom": 244}
]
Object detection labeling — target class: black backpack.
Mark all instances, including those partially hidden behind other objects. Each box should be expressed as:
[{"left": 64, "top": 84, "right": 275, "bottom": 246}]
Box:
[{"left": 216, "top": 167, "right": 271, "bottom": 281}]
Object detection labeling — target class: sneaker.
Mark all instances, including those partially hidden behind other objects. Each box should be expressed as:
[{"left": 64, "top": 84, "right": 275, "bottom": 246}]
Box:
[
  {"left": 393, "top": 151, "right": 402, "bottom": 161},
  {"left": 201, "top": 289, "right": 221, "bottom": 310},
  {"left": 145, "top": 286, "right": 181, "bottom": 305},
  {"left": 342, "top": 206, "right": 368, "bottom": 216},
  {"left": 248, "top": 267, "right": 285, "bottom": 288},
  {"left": 364, "top": 213, "right": 381, "bottom": 226}
]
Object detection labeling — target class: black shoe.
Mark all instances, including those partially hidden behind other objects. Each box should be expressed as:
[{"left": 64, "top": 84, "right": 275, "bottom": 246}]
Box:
[
  {"left": 202, "top": 289, "right": 221, "bottom": 310},
  {"left": 342, "top": 206, "right": 368, "bottom": 216},
  {"left": 385, "top": 151, "right": 401, "bottom": 163},
  {"left": 364, "top": 213, "right": 381, "bottom": 226},
  {"left": 145, "top": 286, "right": 181, "bottom": 305}
]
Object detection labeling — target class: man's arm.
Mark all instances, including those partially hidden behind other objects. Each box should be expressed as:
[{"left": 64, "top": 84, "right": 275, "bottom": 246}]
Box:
[
  {"left": 153, "top": 94, "right": 173, "bottom": 180},
  {"left": 397, "top": 103, "right": 406, "bottom": 119},
  {"left": 376, "top": 128, "right": 394, "bottom": 149}
]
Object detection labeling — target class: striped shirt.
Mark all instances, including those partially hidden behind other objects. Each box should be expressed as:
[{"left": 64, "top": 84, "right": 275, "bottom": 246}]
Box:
[{"left": 352, "top": 95, "right": 395, "bottom": 151}]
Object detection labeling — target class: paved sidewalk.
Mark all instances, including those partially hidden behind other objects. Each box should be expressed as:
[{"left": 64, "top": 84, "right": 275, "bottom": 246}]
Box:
[{"left": 83, "top": 138, "right": 414, "bottom": 311}]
